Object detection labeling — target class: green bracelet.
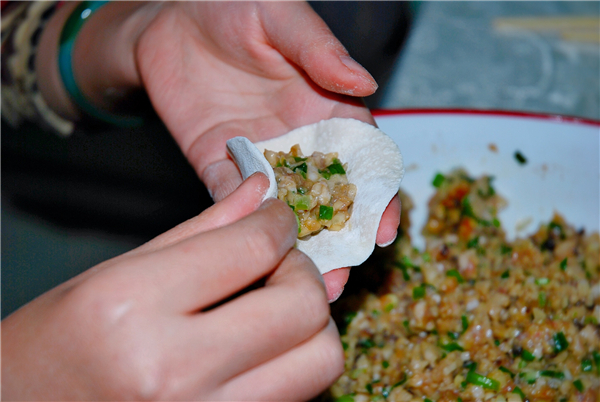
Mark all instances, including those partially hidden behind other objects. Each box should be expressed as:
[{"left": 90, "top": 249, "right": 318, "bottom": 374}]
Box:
[{"left": 58, "top": 1, "right": 143, "bottom": 127}]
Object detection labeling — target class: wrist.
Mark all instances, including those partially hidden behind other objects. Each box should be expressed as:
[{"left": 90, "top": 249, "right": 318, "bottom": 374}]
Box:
[
  {"left": 71, "top": 1, "right": 149, "bottom": 114},
  {"left": 37, "top": 1, "right": 160, "bottom": 122}
]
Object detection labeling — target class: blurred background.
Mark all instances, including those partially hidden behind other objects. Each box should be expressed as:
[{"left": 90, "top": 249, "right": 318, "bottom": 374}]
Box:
[{"left": 2, "top": 1, "right": 599, "bottom": 318}]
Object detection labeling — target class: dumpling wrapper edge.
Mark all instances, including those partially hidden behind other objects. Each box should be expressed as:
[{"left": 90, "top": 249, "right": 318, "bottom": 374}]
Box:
[{"left": 226, "top": 118, "right": 404, "bottom": 274}]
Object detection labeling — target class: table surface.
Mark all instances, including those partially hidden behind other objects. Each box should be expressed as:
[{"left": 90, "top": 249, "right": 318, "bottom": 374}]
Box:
[{"left": 380, "top": 1, "right": 600, "bottom": 121}]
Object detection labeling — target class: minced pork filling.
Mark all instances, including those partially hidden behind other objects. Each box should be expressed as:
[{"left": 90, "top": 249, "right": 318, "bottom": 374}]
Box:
[
  {"left": 326, "top": 169, "right": 599, "bottom": 402},
  {"left": 264, "top": 144, "right": 357, "bottom": 238}
]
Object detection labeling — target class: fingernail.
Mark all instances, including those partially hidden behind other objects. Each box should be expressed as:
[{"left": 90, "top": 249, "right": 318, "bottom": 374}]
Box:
[
  {"left": 249, "top": 172, "right": 269, "bottom": 197},
  {"left": 340, "top": 55, "right": 378, "bottom": 88},
  {"left": 328, "top": 286, "right": 345, "bottom": 303},
  {"left": 377, "top": 231, "right": 398, "bottom": 248}
]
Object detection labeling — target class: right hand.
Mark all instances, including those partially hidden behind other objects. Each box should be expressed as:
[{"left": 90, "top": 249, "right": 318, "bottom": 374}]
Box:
[{"left": 1, "top": 173, "right": 344, "bottom": 400}]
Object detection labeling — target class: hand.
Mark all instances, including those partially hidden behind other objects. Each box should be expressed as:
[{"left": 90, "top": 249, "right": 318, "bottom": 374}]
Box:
[
  {"left": 36, "top": 0, "right": 401, "bottom": 299},
  {"left": 2, "top": 174, "right": 344, "bottom": 400}
]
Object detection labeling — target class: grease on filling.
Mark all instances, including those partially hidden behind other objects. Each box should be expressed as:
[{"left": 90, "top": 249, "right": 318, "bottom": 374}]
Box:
[{"left": 264, "top": 144, "right": 357, "bottom": 238}]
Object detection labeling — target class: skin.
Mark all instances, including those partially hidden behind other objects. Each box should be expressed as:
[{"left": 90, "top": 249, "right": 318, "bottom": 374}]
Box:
[
  {"left": 2, "top": 174, "right": 344, "bottom": 400},
  {"left": 37, "top": 1, "right": 401, "bottom": 298},
  {"left": 4, "top": 1, "right": 402, "bottom": 398}
]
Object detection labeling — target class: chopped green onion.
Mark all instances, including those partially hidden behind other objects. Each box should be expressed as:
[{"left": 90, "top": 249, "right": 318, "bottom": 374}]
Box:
[
  {"left": 519, "top": 370, "right": 539, "bottom": 384},
  {"left": 499, "top": 366, "right": 515, "bottom": 378},
  {"left": 319, "top": 205, "right": 333, "bottom": 220},
  {"left": 549, "top": 221, "right": 565, "bottom": 238},
  {"left": 447, "top": 269, "right": 465, "bottom": 283},
  {"left": 500, "top": 244, "right": 513, "bottom": 255},
  {"left": 462, "top": 315, "right": 469, "bottom": 332},
  {"left": 573, "top": 379, "right": 584, "bottom": 392},
  {"left": 371, "top": 309, "right": 380, "bottom": 317},
  {"left": 401, "top": 255, "right": 418, "bottom": 268},
  {"left": 535, "top": 277, "right": 549, "bottom": 286},
  {"left": 494, "top": 339, "right": 501, "bottom": 346},
  {"left": 441, "top": 342, "right": 464, "bottom": 352},
  {"left": 432, "top": 172, "right": 445, "bottom": 188},
  {"left": 501, "top": 270, "right": 510, "bottom": 279},
  {"left": 319, "top": 169, "right": 332, "bottom": 179},
  {"left": 560, "top": 257, "right": 567, "bottom": 271},
  {"left": 294, "top": 195, "right": 311, "bottom": 210},
  {"left": 393, "top": 372, "right": 408, "bottom": 387},
  {"left": 521, "top": 349, "right": 535, "bottom": 362},
  {"left": 384, "top": 303, "right": 395, "bottom": 312},
  {"left": 538, "top": 291, "right": 547, "bottom": 307},
  {"left": 466, "top": 370, "right": 500, "bottom": 391},
  {"left": 402, "top": 320, "right": 411, "bottom": 333},
  {"left": 422, "top": 252, "right": 431, "bottom": 262},
  {"left": 461, "top": 196, "right": 491, "bottom": 226},
  {"left": 593, "top": 351, "right": 600, "bottom": 374},
  {"left": 581, "top": 359, "right": 593, "bottom": 372},
  {"left": 334, "top": 395, "right": 354, "bottom": 402},
  {"left": 465, "top": 361, "right": 477, "bottom": 371},
  {"left": 365, "top": 383, "right": 373, "bottom": 394},
  {"left": 553, "top": 332, "right": 569, "bottom": 353},
  {"left": 327, "top": 162, "right": 346, "bottom": 175},
  {"left": 292, "top": 162, "right": 307, "bottom": 174},
  {"left": 424, "top": 399, "right": 433, "bottom": 402},
  {"left": 344, "top": 312, "right": 357, "bottom": 325},
  {"left": 342, "top": 341, "right": 348, "bottom": 350},
  {"left": 540, "top": 370, "right": 565, "bottom": 379},
  {"left": 293, "top": 156, "right": 307, "bottom": 162},
  {"left": 394, "top": 262, "right": 411, "bottom": 281},
  {"left": 467, "top": 236, "right": 479, "bottom": 248},
  {"left": 413, "top": 284, "right": 426, "bottom": 299},
  {"left": 514, "top": 150, "right": 527, "bottom": 165},
  {"left": 492, "top": 218, "right": 501, "bottom": 228},
  {"left": 297, "top": 187, "right": 306, "bottom": 195},
  {"left": 477, "top": 177, "right": 496, "bottom": 198},
  {"left": 512, "top": 386, "right": 526, "bottom": 399},
  {"left": 382, "top": 360, "right": 390, "bottom": 369},
  {"left": 357, "top": 338, "right": 375, "bottom": 349},
  {"left": 448, "top": 332, "right": 459, "bottom": 340}
]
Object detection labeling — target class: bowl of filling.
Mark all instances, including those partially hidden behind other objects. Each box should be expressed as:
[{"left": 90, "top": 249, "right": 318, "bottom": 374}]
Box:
[{"left": 324, "top": 110, "right": 599, "bottom": 402}]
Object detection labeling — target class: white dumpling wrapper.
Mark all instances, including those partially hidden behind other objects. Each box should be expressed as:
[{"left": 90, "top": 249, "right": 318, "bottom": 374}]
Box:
[{"left": 226, "top": 118, "right": 404, "bottom": 274}]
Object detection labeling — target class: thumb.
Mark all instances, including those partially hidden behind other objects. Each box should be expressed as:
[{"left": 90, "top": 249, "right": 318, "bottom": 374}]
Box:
[{"left": 136, "top": 172, "right": 271, "bottom": 253}]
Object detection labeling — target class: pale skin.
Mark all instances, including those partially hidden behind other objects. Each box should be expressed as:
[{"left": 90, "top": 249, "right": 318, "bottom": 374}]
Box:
[{"left": 3, "top": 1, "right": 401, "bottom": 399}]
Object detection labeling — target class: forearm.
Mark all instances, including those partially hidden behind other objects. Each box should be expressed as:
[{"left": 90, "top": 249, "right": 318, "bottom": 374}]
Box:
[{"left": 35, "top": 1, "right": 158, "bottom": 121}]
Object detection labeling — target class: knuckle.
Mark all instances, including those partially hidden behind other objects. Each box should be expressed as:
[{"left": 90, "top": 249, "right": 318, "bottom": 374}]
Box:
[{"left": 242, "top": 224, "right": 284, "bottom": 265}]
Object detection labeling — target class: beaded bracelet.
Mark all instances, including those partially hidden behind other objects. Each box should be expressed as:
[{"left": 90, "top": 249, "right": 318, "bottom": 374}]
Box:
[{"left": 58, "top": 1, "right": 143, "bottom": 127}]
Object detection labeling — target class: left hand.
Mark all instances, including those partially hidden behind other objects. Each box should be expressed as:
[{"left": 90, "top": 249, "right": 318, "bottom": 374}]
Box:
[{"left": 37, "top": 1, "right": 401, "bottom": 300}]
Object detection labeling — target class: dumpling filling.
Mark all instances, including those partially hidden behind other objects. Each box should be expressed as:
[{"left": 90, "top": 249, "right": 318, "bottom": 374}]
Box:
[{"left": 264, "top": 144, "right": 357, "bottom": 238}]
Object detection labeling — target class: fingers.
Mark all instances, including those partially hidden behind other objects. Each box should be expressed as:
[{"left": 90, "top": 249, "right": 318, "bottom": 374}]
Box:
[
  {"left": 140, "top": 198, "right": 298, "bottom": 312},
  {"left": 188, "top": 116, "right": 289, "bottom": 201},
  {"left": 201, "top": 159, "right": 244, "bottom": 202},
  {"left": 258, "top": 1, "right": 378, "bottom": 97},
  {"left": 135, "top": 172, "right": 270, "bottom": 254},
  {"left": 185, "top": 249, "right": 334, "bottom": 392},
  {"left": 216, "top": 317, "right": 344, "bottom": 401},
  {"left": 376, "top": 194, "right": 402, "bottom": 247},
  {"left": 323, "top": 267, "right": 350, "bottom": 303}
]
